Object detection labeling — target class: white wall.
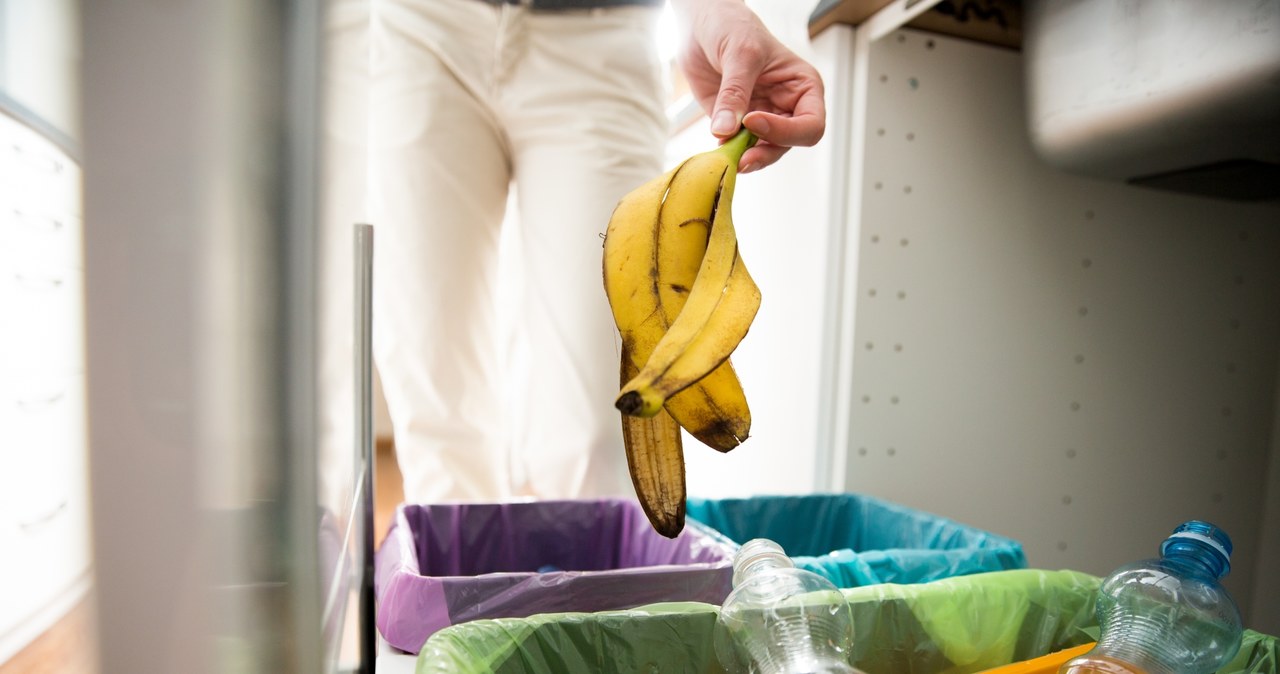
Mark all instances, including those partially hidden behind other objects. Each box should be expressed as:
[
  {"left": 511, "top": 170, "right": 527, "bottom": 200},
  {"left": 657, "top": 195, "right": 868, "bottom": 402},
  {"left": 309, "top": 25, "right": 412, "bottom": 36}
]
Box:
[{"left": 1253, "top": 351, "right": 1280, "bottom": 631}]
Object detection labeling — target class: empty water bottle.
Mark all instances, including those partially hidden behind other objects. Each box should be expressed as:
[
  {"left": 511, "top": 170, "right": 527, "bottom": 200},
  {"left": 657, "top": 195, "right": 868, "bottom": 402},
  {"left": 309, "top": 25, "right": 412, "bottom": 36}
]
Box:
[
  {"left": 715, "top": 538, "right": 860, "bottom": 674},
  {"left": 1059, "top": 520, "right": 1243, "bottom": 674}
]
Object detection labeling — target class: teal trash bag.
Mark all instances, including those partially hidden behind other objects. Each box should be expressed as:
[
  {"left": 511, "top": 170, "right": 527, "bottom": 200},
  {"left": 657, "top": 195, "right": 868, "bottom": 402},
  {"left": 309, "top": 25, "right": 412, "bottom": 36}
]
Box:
[
  {"left": 686, "top": 494, "right": 1027, "bottom": 587},
  {"left": 418, "top": 569, "right": 1094, "bottom": 673}
]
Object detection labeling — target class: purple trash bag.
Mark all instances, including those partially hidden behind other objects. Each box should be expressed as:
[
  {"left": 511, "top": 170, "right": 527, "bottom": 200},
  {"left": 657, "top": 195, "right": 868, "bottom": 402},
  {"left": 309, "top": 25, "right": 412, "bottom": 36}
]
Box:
[{"left": 374, "top": 498, "right": 736, "bottom": 654}]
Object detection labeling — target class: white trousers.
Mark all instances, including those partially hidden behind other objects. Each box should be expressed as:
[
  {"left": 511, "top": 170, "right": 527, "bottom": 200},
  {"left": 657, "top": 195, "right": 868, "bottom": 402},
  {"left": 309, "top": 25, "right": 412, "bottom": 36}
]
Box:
[{"left": 324, "top": 0, "right": 668, "bottom": 503}]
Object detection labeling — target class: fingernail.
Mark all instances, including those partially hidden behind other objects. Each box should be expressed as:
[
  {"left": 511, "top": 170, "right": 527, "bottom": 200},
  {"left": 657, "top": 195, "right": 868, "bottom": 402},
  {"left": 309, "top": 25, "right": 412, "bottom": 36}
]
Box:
[
  {"left": 711, "top": 110, "right": 738, "bottom": 136},
  {"left": 741, "top": 162, "right": 760, "bottom": 173},
  {"left": 747, "top": 116, "right": 769, "bottom": 135}
]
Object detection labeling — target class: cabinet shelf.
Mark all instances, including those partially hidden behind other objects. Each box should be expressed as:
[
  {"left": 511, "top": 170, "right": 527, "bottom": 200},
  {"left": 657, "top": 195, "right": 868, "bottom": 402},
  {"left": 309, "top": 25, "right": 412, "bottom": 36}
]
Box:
[{"left": 809, "top": 0, "right": 1023, "bottom": 49}]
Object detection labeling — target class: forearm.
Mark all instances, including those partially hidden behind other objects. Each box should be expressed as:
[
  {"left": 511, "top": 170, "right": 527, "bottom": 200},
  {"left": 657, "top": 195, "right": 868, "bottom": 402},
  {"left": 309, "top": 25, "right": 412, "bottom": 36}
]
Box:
[{"left": 668, "top": 0, "right": 745, "bottom": 16}]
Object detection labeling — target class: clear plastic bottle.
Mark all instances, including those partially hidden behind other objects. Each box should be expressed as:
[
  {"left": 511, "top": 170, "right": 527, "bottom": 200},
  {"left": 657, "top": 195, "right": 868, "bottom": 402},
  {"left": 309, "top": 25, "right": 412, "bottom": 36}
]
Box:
[
  {"left": 715, "top": 538, "right": 861, "bottom": 674},
  {"left": 1059, "top": 521, "right": 1243, "bottom": 674}
]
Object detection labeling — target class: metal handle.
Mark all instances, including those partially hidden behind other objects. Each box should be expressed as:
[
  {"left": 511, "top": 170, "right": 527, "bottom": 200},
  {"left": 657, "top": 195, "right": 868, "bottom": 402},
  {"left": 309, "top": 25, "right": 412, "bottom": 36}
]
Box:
[
  {"left": 13, "top": 273, "right": 65, "bottom": 291},
  {"left": 19, "top": 499, "right": 69, "bottom": 532},
  {"left": 16, "top": 390, "right": 67, "bottom": 408},
  {"left": 11, "top": 208, "right": 66, "bottom": 233},
  {"left": 10, "top": 142, "right": 64, "bottom": 174},
  {"left": 355, "top": 223, "right": 376, "bottom": 674}
]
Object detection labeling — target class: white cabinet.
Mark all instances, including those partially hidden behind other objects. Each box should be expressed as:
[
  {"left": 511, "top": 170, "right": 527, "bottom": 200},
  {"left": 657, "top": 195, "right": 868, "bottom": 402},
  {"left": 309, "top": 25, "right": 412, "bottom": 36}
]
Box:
[
  {"left": 833, "top": 26, "right": 1279, "bottom": 631},
  {"left": 0, "top": 108, "right": 90, "bottom": 664}
]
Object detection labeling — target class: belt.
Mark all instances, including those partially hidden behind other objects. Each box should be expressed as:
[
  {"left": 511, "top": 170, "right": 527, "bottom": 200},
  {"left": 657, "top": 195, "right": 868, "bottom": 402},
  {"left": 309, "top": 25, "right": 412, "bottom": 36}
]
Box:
[{"left": 476, "top": 0, "right": 662, "bottom": 9}]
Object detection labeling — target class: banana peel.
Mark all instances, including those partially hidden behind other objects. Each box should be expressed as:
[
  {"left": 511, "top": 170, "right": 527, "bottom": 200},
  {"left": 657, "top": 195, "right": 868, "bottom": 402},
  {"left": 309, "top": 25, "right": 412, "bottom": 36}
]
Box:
[
  {"left": 603, "top": 129, "right": 760, "bottom": 537},
  {"left": 619, "top": 343, "right": 686, "bottom": 538}
]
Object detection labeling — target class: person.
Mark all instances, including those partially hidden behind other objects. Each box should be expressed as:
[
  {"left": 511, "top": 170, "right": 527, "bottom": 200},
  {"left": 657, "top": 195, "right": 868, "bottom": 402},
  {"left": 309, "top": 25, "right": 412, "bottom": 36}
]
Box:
[{"left": 319, "top": 0, "right": 825, "bottom": 506}]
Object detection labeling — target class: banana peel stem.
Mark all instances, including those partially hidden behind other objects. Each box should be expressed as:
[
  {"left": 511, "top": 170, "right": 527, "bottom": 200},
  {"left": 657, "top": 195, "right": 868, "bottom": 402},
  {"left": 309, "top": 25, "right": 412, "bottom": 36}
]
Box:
[
  {"left": 717, "top": 128, "right": 757, "bottom": 165},
  {"left": 616, "top": 390, "right": 644, "bottom": 416}
]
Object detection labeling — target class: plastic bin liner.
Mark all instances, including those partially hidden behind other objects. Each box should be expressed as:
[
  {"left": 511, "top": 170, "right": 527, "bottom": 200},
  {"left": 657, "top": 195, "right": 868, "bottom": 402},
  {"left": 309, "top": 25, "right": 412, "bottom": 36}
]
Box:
[
  {"left": 417, "top": 569, "right": 1278, "bottom": 674},
  {"left": 686, "top": 494, "right": 1027, "bottom": 587},
  {"left": 1226, "top": 631, "right": 1280, "bottom": 673},
  {"left": 417, "top": 569, "right": 1092, "bottom": 673},
  {"left": 375, "top": 499, "right": 737, "bottom": 654}
]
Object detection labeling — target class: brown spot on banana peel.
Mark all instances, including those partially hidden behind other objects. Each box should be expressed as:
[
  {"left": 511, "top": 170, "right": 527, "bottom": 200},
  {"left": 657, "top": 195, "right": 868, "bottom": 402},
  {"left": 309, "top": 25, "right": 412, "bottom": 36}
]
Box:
[
  {"left": 690, "top": 417, "right": 748, "bottom": 452},
  {"left": 679, "top": 217, "right": 712, "bottom": 230},
  {"left": 685, "top": 383, "right": 749, "bottom": 452}
]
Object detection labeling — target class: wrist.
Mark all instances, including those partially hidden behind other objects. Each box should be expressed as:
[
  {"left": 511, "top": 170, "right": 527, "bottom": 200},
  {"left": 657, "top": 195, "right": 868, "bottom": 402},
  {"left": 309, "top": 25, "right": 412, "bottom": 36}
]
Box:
[{"left": 669, "top": 0, "right": 744, "bottom": 21}]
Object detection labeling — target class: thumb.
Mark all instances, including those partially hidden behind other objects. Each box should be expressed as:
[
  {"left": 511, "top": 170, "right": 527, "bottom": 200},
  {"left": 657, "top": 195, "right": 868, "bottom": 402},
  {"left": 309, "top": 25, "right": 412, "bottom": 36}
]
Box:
[{"left": 709, "top": 45, "right": 765, "bottom": 138}]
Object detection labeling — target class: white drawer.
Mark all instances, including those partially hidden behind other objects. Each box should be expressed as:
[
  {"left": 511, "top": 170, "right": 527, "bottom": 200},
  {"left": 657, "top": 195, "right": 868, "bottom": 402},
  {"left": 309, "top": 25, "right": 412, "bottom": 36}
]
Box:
[
  {"left": 0, "top": 372, "right": 85, "bottom": 524},
  {"left": 0, "top": 372, "right": 89, "bottom": 645},
  {"left": 0, "top": 506, "right": 90, "bottom": 648},
  {"left": 0, "top": 264, "right": 84, "bottom": 375},
  {"left": 0, "top": 113, "right": 80, "bottom": 214},
  {"left": 0, "top": 199, "right": 83, "bottom": 271}
]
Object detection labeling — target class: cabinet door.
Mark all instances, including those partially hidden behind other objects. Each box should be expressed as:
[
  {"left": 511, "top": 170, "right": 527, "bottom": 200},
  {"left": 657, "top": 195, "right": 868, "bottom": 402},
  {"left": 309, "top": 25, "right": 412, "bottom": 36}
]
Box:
[
  {"left": 0, "top": 108, "right": 89, "bottom": 659},
  {"left": 0, "top": 371, "right": 90, "bottom": 650}
]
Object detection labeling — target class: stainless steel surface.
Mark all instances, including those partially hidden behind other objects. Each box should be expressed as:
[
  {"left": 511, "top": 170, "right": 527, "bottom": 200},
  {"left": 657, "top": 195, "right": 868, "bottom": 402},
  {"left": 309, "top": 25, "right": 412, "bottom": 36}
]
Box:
[
  {"left": 83, "top": 1, "right": 327, "bottom": 671},
  {"left": 356, "top": 224, "right": 375, "bottom": 674}
]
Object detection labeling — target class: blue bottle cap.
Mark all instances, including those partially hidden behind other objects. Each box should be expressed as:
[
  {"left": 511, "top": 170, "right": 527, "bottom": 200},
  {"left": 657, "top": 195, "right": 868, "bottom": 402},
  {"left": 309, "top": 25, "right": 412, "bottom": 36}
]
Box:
[{"left": 1161, "top": 520, "right": 1232, "bottom": 579}]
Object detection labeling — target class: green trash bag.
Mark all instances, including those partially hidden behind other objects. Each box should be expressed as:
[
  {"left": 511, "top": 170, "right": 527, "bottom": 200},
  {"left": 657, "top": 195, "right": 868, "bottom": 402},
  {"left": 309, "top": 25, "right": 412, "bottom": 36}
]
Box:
[
  {"left": 1220, "top": 630, "right": 1279, "bottom": 674},
  {"left": 416, "top": 569, "right": 1088, "bottom": 673},
  {"left": 416, "top": 569, "right": 1278, "bottom": 674}
]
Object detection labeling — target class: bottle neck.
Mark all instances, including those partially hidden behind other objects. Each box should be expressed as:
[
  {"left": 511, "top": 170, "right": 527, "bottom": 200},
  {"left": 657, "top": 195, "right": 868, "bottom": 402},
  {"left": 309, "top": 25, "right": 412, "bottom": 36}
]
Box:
[
  {"left": 734, "top": 552, "right": 794, "bottom": 587},
  {"left": 1161, "top": 547, "right": 1223, "bottom": 582},
  {"left": 732, "top": 540, "right": 796, "bottom": 588},
  {"left": 1159, "top": 529, "right": 1230, "bottom": 581}
]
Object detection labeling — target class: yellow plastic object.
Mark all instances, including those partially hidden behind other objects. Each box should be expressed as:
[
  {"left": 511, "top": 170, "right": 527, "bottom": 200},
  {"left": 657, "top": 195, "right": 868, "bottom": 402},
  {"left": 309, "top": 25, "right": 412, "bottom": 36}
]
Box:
[{"left": 979, "top": 643, "right": 1097, "bottom": 673}]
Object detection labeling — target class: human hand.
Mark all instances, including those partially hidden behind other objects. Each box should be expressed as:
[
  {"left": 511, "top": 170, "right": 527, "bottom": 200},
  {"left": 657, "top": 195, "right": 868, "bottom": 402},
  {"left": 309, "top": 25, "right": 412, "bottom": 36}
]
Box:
[{"left": 672, "top": 0, "right": 826, "bottom": 173}]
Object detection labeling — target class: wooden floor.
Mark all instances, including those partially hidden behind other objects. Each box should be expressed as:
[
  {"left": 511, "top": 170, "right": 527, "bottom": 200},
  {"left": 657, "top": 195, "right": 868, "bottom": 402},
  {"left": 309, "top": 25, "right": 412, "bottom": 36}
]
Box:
[
  {"left": 0, "top": 599, "right": 96, "bottom": 674},
  {"left": 1, "top": 441, "right": 405, "bottom": 672},
  {"left": 374, "top": 439, "right": 405, "bottom": 550}
]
